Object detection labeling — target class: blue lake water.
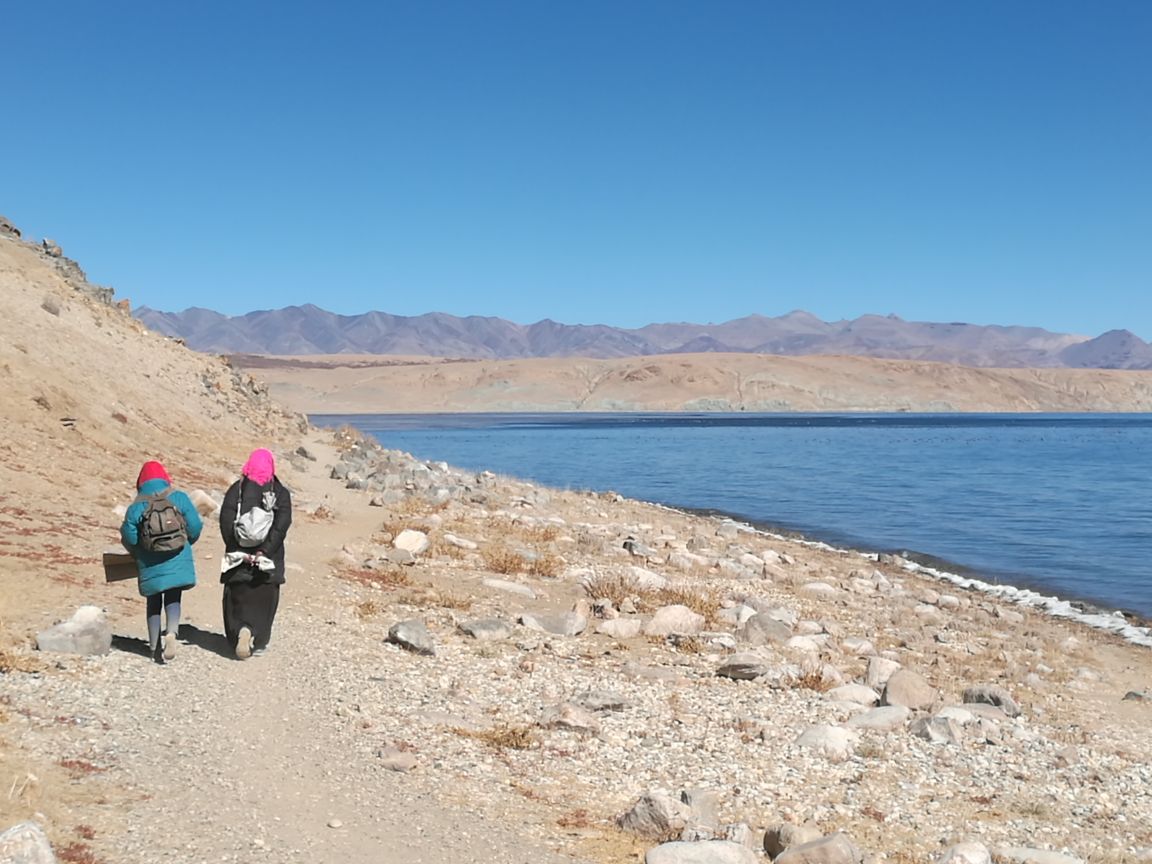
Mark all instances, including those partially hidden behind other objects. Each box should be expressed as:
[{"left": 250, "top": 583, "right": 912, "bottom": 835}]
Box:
[{"left": 314, "top": 413, "right": 1152, "bottom": 619}]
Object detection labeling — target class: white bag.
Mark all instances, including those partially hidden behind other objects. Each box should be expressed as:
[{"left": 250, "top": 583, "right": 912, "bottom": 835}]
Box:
[{"left": 235, "top": 486, "right": 276, "bottom": 548}]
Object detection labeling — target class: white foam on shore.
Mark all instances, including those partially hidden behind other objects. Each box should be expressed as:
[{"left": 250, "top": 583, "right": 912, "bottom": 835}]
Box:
[{"left": 682, "top": 507, "right": 1152, "bottom": 649}]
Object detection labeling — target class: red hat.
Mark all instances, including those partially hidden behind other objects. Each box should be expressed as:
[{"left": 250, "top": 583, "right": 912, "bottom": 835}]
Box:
[{"left": 136, "top": 461, "right": 171, "bottom": 489}]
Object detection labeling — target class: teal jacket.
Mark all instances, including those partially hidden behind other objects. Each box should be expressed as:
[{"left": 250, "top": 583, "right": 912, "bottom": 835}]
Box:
[{"left": 120, "top": 479, "right": 203, "bottom": 597}]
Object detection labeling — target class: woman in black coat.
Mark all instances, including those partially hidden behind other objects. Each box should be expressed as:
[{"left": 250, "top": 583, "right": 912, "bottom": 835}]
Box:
[{"left": 219, "top": 448, "right": 292, "bottom": 659}]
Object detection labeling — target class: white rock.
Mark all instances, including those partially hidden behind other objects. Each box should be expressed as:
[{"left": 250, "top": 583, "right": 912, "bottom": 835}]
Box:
[{"left": 393, "top": 529, "right": 429, "bottom": 556}]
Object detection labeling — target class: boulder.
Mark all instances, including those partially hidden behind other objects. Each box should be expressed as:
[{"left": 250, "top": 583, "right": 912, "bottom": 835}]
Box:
[
  {"left": 826, "top": 684, "right": 879, "bottom": 707},
  {"left": 482, "top": 578, "right": 536, "bottom": 599},
  {"left": 0, "top": 215, "right": 22, "bottom": 238},
  {"left": 775, "top": 833, "right": 862, "bottom": 864},
  {"left": 962, "top": 684, "right": 1021, "bottom": 717},
  {"left": 597, "top": 618, "right": 643, "bottom": 639},
  {"left": 865, "top": 656, "right": 901, "bottom": 689},
  {"left": 36, "top": 606, "right": 111, "bottom": 656},
  {"left": 619, "top": 792, "right": 693, "bottom": 838},
  {"left": 443, "top": 532, "right": 478, "bottom": 550},
  {"left": 680, "top": 788, "right": 720, "bottom": 833},
  {"left": 644, "top": 604, "right": 705, "bottom": 637},
  {"left": 990, "top": 848, "right": 1084, "bottom": 864},
  {"left": 740, "top": 612, "right": 792, "bottom": 646},
  {"left": 882, "top": 669, "right": 937, "bottom": 710},
  {"left": 764, "top": 822, "right": 822, "bottom": 858},
  {"left": 573, "top": 689, "right": 629, "bottom": 712},
  {"left": 375, "top": 746, "right": 418, "bottom": 773},
  {"left": 387, "top": 619, "right": 435, "bottom": 656},
  {"left": 0, "top": 822, "right": 56, "bottom": 864},
  {"left": 911, "top": 716, "right": 964, "bottom": 744},
  {"left": 646, "top": 840, "right": 758, "bottom": 864}
]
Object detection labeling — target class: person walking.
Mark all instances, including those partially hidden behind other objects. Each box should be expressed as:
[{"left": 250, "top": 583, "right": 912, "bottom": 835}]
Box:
[
  {"left": 120, "top": 460, "right": 203, "bottom": 664},
  {"left": 219, "top": 448, "right": 292, "bottom": 659}
]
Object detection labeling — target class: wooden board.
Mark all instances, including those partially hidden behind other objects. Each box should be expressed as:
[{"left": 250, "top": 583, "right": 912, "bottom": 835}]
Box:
[{"left": 103, "top": 549, "right": 137, "bottom": 583}]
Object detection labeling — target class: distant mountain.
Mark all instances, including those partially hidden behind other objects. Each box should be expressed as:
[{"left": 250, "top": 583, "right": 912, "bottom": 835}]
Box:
[{"left": 134, "top": 305, "right": 1152, "bottom": 369}]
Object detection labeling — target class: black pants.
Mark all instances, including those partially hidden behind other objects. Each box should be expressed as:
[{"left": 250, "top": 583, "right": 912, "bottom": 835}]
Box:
[{"left": 222, "top": 580, "right": 280, "bottom": 650}]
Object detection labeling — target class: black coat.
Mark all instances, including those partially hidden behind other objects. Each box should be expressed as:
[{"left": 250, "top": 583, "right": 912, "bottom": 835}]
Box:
[{"left": 219, "top": 475, "right": 292, "bottom": 584}]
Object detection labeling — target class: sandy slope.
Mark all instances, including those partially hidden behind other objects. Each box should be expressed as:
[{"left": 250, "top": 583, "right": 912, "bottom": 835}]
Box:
[{"left": 232, "top": 353, "right": 1152, "bottom": 414}]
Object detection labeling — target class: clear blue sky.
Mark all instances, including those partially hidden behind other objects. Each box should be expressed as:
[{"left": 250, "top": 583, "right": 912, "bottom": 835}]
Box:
[{"left": 3, "top": 1, "right": 1149, "bottom": 337}]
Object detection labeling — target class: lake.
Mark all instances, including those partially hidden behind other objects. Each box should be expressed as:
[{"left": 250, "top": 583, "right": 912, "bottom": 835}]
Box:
[{"left": 313, "top": 413, "right": 1152, "bottom": 620}]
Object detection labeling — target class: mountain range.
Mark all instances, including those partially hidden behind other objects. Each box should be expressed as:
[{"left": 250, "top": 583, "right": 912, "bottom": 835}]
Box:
[{"left": 135, "top": 304, "right": 1152, "bottom": 369}]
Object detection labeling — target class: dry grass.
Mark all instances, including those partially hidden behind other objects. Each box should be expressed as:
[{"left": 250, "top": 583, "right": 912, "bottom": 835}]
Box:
[
  {"left": 481, "top": 543, "right": 527, "bottom": 575},
  {"left": 454, "top": 723, "right": 537, "bottom": 751},
  {"left": 580, "top": 573, "right": 724, "bottom": 625},
  {"left": 0, "top": 647, "right": 46, "bottom": 674},
  {"left": 528, "top": 551, "right": 564, "bottom": 578},
  {"left": 57, "top": 844, "right": 101, "bottom": 864},
  {"left": 783, "top": 667, "right": 834, "bottom": 692},
  {"left": 355, "top": 599, "right": 382, "bottom": 619},
  {"left": 556, "top": 808, "right": 594, "bottom": 829},
  {"left": 335, "top": 566, "right": 412, "bottom": 590}
]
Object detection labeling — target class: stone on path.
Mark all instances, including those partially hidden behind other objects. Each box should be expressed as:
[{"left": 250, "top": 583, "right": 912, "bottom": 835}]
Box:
[
  {"left": 0, "top": 822, "right": 57, "bottom": 864},
  {"left": 597, "top": 618, "right": 642, "bottom": 639},
  {"left": 644, "top": 604, "right": 705, "bottom": 637},
  {"left": 387, "top": 619, "right": 435, "bottom": 655},
  {"left": 540, "top": 702, "right": 601, "bottom": 735},
  {"left": 393, "top": 529, "right": 430, "bottom": 556},
  {"left": 457, "top": 618, "right": 510, "bottom": 641},
  {"left": 645, "top": 840, "right": 759, "bottom": 864},
  {"left": 519, "top": 611, "right": 587, "bottom": 636},
  {"left": 937, "top": 842, "right": 992, "bottom": 864},
  {"left": 774, "top": 833, "right": 862, "bottom": 864},
  {"left": 844, "top": 705, "right": 910, "bottom": 731},
  {"left": 716, "top": 653, "right": 769, "bottom": 681},
  {"left": 36, "top": 605, "right": 111, "bottom": 656},
  {"left": 482, "top": 578, "right": 536, "bottom": 599},
  {"left": 740, "top": 612, "right": 792, "bottom": 646},
  {"left": 794, "top": 725, "right": 856, "bottom": 762},
  {"left": 882, "top": 668, "right": 937, "bottom": 710},
  {"left": 376, "top": 746, "right": 418, "bottom": 772}
]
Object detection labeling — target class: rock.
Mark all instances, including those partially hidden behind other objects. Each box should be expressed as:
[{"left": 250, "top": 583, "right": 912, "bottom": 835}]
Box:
[
  {"left": 990, "top": 848, "right": 1084, "bottom": 864},
  {"left": 794, "top": 725, "right": 856, "bottom": 762},
  {"left": 327, "top": 818, "right": 343, "bottom": 829},
  {"left": 775, "top": 833, "right": 862, "bottom": 864},
  {"left": 798, "top": 581, "right": 839, "bottom": 600},
  {"left": 740, "top": 612, "right": 793, "bottom": 646},
  {"left": 644, "top": 605, "right": 705, "bottom": 637},
  {"left": 393, "top": 529, "right": 430, "bottom": 556},
  {"left": 865, "top": 655, "right": 901, "bottom": 689},
  {"left": 826, "top": 684, "right": 879, "bottom": 707},
  {"left": 840, "top": 636, "right": 875, "bottom": 656},
  {"left": 937, "top": 842, "right": 991, "bottom": 864},
  {"left": 376, "top": 746, "right": 418, "bottom": 772},
  {"left": 646, "top": 840, "right": 759, "bottom": 864},
  {"left": 541, "top": 702, "right": 601, "bottom": 734},
  {"left": 1123, "top": 690, "right": 1151, "bottom": 702},
  {"left": 722, "top": 823, "right": 758, "bottom": 850},
  {"left": 882, "top": 668, "right": 937, "bottom": 710},
  {"left": 619, "top": 792, "right": 693, "bottom": 838},
  {"left": 680, "top": 788, "right": 720, "bottom": 833},
  {"left": 962, "top": 684, "right": 1021, "bottom": 717},
  {"left": 35, "top": 606, "right": 111, "bottom": 656},
  {"left": 628, "top": 566, "right": 670, "bottom": 590},
  {"left": 188, "top": 488, "right": 221, "bottom": 516},
  {"left": 0, "top": 215, "right": 21, "bottom": 238},
  {"left": 41, "top": 238, "right": 63, "bottom": 257},
  {"left": 910, "top": 716, "right": 964, "bottom": 744},
  {"left": 596, "top": 618, "right": 643, "bottom": 639},
  {"left": 0, "top": 822, "right": 57, "bottom": 864},
  {"left": 519, "top": 611, "right": 587, "bottom": 636},
  {"left": 294, "top": 445, "right": 317, "bottom": 461},
  {"left": 716, "top": 653, "right": 769, "bottom": 680},
  {"left": 457, "top": 618, "right": 510, "bottom": 641},
  {"left": 482, "top": 578, "right": 536, "bottom": 599},
  {"left": 443, "top": 532, "right": 479, "bottom": 550},
  {"left": 387, "top": 619, "right": 435, "bottom": 655},
  {"left": 844, "top": 705, "right": 911, "bottom": 731},
  {"left": 573, "top": 689, "right": 629, "bottom": 712},
  {"left": 764, "top": 822, "right": 823, "bottom": 858}
]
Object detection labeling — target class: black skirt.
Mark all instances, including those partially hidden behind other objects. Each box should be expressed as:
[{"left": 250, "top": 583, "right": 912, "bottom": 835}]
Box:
[{"left": 222, "top": 578, "right": 281, "bottom": 650}]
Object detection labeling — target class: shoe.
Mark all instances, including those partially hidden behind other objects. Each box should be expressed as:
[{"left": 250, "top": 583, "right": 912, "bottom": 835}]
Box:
[
  {"left": 163, "top": 628, "right": 179, "bottom": 661},
  {"left": 236, "top": 626, "right": 253, "bottom": 660}
]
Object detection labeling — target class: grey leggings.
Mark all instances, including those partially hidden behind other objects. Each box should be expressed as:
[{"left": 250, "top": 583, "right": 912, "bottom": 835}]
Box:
[{"left": 146, "top": 589, "right": 183, "bottom": 652}]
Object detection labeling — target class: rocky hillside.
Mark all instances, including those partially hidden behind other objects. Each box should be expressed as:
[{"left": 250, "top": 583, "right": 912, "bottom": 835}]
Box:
[
  {"left": 138, "top": 304, "right": 1152, "bottom": 369},
  {"left": 231, "top": 352, "right": 1152, "bottom": 414}
]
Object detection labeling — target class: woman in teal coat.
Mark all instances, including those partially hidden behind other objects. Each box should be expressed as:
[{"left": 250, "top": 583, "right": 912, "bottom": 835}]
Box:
[{"left": 120, "top": 460, "right": 203, "bottom": 663}]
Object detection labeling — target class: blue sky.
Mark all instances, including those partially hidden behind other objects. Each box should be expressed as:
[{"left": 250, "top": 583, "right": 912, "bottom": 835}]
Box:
[{"left": 3, "top": 1, "right": 1149, "bottom": 337}]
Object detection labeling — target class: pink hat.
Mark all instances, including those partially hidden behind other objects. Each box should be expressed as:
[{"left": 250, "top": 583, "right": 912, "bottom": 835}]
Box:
[{"left": 242, "top": 448, "right": 275, "bottom": 485}]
